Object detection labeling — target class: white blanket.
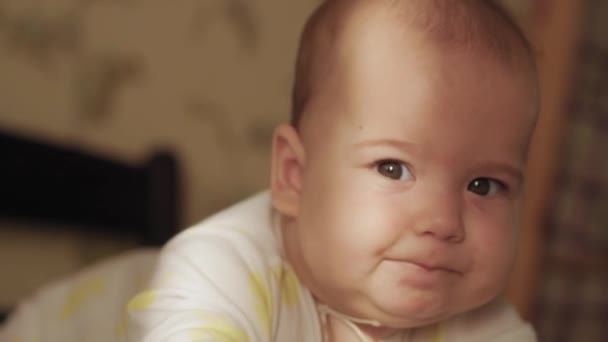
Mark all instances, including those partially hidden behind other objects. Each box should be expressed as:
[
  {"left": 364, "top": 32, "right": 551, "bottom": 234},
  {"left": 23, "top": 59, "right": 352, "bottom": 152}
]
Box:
[{"left": 0, "top": 249, "right": 158, "bottom": 342}]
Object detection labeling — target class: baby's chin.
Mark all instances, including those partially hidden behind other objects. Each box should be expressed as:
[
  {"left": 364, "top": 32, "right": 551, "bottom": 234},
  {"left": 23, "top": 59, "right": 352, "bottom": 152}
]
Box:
[
  {"left": 365, "top": 295, "right": 454, "bottom": 329},
  {"left": 361, "top": 286, "right": 496, "bottom": 329}
]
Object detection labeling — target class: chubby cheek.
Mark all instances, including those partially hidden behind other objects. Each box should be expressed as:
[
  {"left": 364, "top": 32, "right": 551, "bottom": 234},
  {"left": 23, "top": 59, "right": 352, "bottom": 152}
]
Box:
[
  {"left": 467, "top": 217, "right": 517, "bottom": 299},
  {"left": 301, "top": 173, "right": 398, "bottom": 277}
]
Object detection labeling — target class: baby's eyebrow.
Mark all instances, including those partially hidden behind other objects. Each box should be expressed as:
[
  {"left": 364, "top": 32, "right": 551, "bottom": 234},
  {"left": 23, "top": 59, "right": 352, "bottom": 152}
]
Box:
[
  {"left": 476, "top": 161, "right": 524, "bottom": 184},
  {"left": 351, "top": 138, "right": 420, "bottom": 153}
]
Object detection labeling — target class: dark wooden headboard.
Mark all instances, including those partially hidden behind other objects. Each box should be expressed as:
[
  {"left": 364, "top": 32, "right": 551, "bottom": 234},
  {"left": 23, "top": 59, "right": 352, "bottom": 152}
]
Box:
[
  {"left": 0, "top": 128, "right": 183, "bottom": 321},
  {"left": 0, "top": 129, "right": 181, "bottom": 246}
]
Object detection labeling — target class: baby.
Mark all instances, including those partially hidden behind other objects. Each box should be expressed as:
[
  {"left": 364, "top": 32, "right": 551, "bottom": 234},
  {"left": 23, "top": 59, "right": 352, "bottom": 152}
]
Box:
[{"left": 127, "top": 0, "right": 539, "bottom": 341}]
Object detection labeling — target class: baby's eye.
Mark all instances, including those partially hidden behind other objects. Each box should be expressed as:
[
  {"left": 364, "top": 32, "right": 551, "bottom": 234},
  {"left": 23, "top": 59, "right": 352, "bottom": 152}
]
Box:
[
  {"left": 467, "top": 178, "right": 504, "bottom": 196},
  {"left": 376, "top": 160, "right": 413, "bottom": 181}
]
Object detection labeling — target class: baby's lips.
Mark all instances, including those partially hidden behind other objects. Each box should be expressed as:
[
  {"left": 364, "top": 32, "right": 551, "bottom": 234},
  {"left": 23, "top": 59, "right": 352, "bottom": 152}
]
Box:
[{"left": 384, "top": 257, "right": 464, "bottom": 275}]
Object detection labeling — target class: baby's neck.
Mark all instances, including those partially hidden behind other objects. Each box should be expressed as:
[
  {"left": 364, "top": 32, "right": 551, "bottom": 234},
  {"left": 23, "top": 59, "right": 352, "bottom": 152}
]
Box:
[
  {"left": 324, "top": 313, "right": 399, "bottom": 342},
  {"left": 317, "top": 303, "right": 400, "bottom": 342}
]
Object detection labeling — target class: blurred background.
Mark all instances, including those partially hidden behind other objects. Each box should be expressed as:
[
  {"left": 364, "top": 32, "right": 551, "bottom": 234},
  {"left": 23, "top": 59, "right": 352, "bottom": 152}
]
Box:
[{"left": 0, "top": 0, "right": 605, "bottom": 341}]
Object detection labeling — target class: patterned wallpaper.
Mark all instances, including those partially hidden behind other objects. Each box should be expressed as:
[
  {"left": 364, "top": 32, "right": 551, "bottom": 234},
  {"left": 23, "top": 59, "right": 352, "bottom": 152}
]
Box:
[{"left": 0, "top": 0, "right": 320, "bottom": 224}]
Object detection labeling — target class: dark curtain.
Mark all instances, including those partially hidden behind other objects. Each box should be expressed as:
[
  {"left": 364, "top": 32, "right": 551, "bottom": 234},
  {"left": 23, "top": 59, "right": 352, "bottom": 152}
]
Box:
[{"left": 534, "top": 1, "right": 608, "bottom": 341}]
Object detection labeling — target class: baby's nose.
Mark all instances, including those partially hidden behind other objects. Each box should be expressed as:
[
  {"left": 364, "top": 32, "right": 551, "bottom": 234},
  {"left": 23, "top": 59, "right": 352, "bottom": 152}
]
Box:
[{"left": 411, "top": 194, "right": 465, "bottom": 243}]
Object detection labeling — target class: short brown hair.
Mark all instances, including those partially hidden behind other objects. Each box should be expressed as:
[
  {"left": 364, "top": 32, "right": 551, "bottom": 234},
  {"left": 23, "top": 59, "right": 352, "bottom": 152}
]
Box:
[{"left": 290, "top": 0, "right": 535, "bottom": 127}]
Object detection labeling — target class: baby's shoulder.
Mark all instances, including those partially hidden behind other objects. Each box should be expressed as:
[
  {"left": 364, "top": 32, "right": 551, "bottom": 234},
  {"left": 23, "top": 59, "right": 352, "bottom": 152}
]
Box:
[{"left": 159, "top": 190, "right": 282, "bottom": 273}]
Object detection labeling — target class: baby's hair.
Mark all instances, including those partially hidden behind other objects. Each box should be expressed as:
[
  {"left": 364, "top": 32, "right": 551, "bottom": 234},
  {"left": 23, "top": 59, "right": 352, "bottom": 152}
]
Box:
[{"left": 290, "top": 0, "right": 536, "bottom": 128}]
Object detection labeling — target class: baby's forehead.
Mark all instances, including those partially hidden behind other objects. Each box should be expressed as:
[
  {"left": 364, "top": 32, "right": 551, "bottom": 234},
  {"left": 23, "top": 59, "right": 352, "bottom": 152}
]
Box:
[
  {"left": 294, "top": 0, "right": 538, "bottom": 135},
  {"left": 325, "top": 0, "right": 532, "bottom": 63}
]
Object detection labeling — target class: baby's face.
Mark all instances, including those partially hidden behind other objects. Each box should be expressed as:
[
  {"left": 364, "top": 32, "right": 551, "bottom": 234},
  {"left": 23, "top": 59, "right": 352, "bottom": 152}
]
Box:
[{"left": 289, "top": 30, "right": 538, "bottom": 328}]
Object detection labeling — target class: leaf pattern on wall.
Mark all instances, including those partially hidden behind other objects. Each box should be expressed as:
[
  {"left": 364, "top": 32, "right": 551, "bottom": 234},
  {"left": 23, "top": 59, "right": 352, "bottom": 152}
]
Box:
[
  {"left": 191, "top": 0, "right": 258, "bottom": 52},
  {"left": 187, "top": 96, "right": 278, "bottom": 153},
  {"left": 0, "top": 0, "right": 143, "bottom": 121},
  {"left": 0, "top": 8, "right": 81, "bottom": 70},
  {"left": 247, "top": 120, "right": 277, "bottom": 151},
  {"left": 75, "top": 55, "right": 142, "bottom": 122},
  {"left": 185, "top": 98, "right": 236, "bottom": 149}
]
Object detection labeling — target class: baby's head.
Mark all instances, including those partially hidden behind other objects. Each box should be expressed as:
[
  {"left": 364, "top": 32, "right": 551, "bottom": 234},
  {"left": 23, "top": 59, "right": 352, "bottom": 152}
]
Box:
[{"left": 271, "top": 0, "right": 539, "bottom": 335}]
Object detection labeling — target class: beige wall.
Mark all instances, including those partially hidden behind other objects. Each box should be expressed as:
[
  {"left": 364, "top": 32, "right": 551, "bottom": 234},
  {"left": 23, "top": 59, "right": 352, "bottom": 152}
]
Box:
[
  {"left": 0, "top": 0, "right": 319, "bottom": 306},
  {"left": 0, "top": 0, "right": 320, "bottom": 225}
]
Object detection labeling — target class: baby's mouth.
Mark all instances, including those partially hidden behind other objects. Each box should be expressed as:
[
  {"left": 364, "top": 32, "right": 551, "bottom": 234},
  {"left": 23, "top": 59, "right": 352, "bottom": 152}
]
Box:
[{"left": 384, "top": 258, "right": 463, "bottom": 276}]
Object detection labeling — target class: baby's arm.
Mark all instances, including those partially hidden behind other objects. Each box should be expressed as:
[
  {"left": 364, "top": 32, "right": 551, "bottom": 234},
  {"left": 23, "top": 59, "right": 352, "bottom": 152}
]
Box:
[{"left": 126, "top": 229, "right": 277, "bottom": 342}]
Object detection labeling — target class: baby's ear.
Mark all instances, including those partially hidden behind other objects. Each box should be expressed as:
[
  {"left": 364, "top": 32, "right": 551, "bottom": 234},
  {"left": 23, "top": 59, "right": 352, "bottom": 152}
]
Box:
[{"left": 270, "top": 124, "right": 305, "bottom": 218}]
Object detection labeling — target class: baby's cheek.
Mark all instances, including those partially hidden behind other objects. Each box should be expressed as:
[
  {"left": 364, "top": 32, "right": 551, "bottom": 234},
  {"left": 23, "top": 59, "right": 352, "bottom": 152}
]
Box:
[
  {"left": 473, "top": 232, "right": 516, "bottom": 288},
  {"left": 326, "top": 192, "right": 403, "bottom": 272},
  {"left": 346, "top": 215, "right": 398, "bottom": 257},
  {"left": 473, "top": 210, "right": 517, "bottom": 257},
  {"left": 460, "top": 248, "right": 511, "bottom": 311},
  {"left": 328, "top": 221, "right": 391, "bottom": 270}
]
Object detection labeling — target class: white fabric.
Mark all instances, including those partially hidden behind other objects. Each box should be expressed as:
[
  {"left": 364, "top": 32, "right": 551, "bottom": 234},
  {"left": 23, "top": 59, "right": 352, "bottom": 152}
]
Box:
[
  {"left": 317, "top": 303, "right": 381, "bottom": 342},
  {"left": 125, "top": 191, "right": 324, "bottom": 342},
  {"left": 0, "top": 249, "right": 158, "bottom": 342}
]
